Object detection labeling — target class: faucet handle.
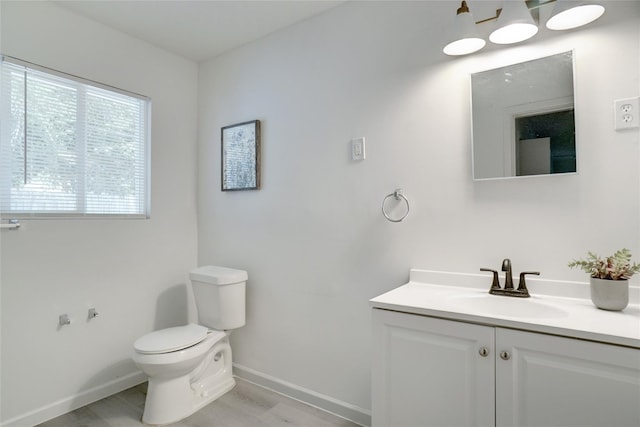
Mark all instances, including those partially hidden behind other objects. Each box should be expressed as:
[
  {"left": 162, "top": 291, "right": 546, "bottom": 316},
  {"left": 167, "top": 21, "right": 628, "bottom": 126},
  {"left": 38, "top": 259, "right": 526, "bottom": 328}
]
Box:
[
  {"left": 518, "top": 271, "right": 540, "bottom": 293},
  {"left": 480, "top": 268, "right": 501, "bottom": 292}
]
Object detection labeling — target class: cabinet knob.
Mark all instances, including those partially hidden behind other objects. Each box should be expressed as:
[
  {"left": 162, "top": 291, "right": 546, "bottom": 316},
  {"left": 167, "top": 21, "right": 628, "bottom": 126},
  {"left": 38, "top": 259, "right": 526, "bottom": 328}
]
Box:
[
  {"left": 500, "top": 351, "right": 511, "bottom": 360},
  {"left": 479, "top": 347, "right": 490, "bottom": 357}
]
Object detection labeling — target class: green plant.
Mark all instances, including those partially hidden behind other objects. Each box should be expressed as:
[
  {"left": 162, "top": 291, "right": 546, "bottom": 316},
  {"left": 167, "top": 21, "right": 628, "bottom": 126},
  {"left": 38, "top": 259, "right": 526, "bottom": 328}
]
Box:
[{"left": 568, "top": 248, "right": 640, "bottom": 280}]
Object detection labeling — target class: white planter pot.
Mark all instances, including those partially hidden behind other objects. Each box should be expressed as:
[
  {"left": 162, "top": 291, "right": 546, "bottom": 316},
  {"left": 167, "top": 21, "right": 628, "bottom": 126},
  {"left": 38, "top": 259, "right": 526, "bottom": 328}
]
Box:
[{"left": 590, "top": 277, "right": 629, "bottom": 311}]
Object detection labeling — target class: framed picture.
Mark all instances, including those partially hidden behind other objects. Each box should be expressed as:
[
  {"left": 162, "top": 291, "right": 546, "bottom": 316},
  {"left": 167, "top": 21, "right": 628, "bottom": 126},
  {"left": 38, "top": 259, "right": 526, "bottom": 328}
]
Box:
[{"left": 221, "top": 120, "right": 261, "bottom": 191}]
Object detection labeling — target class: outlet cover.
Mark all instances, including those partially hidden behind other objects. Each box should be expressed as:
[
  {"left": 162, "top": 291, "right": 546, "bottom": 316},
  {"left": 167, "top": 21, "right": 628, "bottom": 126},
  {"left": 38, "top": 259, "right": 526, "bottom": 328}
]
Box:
[{"left": 614, "top": 97, "right": 640, "bottom": 130}]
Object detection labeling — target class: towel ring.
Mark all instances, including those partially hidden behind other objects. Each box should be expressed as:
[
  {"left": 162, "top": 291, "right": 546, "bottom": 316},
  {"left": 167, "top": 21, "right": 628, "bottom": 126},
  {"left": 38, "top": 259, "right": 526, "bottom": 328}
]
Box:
[{"left": 382, "top": 189, "right": 410, "bottom": 223}]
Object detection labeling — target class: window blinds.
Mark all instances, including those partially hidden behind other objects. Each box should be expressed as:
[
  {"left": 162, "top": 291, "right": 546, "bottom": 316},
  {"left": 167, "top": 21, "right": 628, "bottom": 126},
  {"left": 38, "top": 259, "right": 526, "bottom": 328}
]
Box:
[{"left": 0, "top": 56, "right": 150, "bottom": 218}]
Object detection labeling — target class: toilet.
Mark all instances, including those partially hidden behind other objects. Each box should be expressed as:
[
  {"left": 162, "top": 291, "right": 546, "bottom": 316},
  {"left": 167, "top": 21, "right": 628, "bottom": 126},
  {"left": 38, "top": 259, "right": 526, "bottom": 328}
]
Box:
[{"left": 132, "top": 266, "right": 247, "bottom": 425}]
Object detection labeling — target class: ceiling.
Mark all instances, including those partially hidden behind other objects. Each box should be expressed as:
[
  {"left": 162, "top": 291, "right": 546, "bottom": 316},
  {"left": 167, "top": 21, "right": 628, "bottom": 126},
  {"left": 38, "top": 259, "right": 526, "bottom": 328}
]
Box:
[
  {"left": 51, "top": 1, "right": 519, "bottom": 63},
  {"left": 53, "top": 0, "right": 345, "bottom": 62}
]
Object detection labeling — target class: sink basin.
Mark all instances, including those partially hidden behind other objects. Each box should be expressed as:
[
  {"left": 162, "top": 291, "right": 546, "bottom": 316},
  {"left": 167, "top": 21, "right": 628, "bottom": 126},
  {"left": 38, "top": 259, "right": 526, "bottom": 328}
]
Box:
[{"left": 448, "top": 294, "right": 569, "bottom": 319}]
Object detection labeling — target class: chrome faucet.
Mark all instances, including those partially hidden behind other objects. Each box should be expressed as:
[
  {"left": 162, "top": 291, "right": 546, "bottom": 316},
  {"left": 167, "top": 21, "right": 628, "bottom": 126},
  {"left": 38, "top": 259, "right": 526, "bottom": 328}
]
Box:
[{"left": 480, "top": 259, "right": 540, "bottom": 298}]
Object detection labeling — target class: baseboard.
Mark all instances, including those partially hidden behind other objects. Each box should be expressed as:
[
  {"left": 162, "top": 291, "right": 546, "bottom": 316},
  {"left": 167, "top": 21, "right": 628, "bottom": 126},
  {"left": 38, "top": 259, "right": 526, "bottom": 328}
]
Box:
[
  {"left": 2, "top": 366, "right": 372, "bottom": 427},
  {"left": 1, "top": 371, "right": 147, "bottom": 427},
  {"left": 233, "top": 363, "right": 371, "bottom": 427}
]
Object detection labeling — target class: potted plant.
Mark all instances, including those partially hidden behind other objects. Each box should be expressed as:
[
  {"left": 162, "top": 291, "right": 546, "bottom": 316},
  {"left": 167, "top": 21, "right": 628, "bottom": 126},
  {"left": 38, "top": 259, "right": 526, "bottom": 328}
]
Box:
[{"left": 568, "top": 248, "right": 640, "bottom": 311}]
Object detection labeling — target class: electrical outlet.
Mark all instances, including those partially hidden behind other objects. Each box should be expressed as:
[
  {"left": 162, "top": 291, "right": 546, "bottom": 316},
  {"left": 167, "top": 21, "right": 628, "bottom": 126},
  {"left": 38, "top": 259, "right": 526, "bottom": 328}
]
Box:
[{"left": 614, "top": 97, "right": 640, "bottom": 130}]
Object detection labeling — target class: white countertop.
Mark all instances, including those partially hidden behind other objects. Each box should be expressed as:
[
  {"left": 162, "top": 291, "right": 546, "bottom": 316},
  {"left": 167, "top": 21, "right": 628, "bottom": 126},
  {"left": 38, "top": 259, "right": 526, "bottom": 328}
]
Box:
[{"left": 370, "top": 269, "right": 640, "bottom": 349}]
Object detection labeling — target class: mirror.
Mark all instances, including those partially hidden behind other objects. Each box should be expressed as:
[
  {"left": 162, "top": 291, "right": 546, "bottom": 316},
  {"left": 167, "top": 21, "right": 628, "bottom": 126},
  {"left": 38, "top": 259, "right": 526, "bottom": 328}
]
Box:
[{"left": 471, "top": 51, "right": 576, "bottom": 180}]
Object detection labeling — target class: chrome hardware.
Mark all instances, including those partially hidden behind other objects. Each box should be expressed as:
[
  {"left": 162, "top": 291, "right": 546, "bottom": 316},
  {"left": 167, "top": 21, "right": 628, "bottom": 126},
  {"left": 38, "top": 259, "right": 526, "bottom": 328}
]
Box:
[
  {"left": 500, "top": 351, "right": 511, "bottom": 360},
  {"left": 88, "top": 308, "right": 99, "bottom": 320},
  {"left": 481, "top": 259, "right": 538, "bottom": 298},
  {"left": 479, "top": 347, "right": 490, "bottom": 357},
  {"left": 59, "top": 314, "right": 71, "bottom": 326},
  {"left": 0, "top": 219, "right": 20, "bottom": 230},
  {"left": 382, "top": 189, "right": 410, "bottom": 223}
]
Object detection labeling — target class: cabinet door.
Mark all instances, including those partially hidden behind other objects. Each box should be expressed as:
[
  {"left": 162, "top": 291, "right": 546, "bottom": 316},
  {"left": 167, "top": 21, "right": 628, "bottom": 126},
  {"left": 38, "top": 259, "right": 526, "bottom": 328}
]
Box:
[
  {"left": 496, "top": 328, "right": 640, "bottom": 427},
  {"left": 372, "top": 309, "right": 495, "bottom": 427}
]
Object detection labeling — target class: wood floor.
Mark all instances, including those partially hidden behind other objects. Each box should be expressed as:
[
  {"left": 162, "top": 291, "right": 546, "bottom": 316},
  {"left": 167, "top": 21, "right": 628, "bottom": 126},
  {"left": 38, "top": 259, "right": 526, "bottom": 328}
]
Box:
[{"left": 36, "top": 378, "right": 362, "bottom": 427}]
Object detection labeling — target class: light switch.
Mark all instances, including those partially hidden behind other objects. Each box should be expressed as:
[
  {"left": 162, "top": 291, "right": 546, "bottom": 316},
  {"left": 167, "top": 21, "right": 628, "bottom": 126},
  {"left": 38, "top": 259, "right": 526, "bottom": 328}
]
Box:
[{"left": 351, "top": 137, "right": 366, "bottom": 161}]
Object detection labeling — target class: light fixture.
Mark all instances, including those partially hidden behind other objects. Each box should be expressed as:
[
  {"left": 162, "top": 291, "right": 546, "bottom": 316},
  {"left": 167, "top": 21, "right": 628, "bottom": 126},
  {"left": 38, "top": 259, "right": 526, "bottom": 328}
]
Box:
[
  {"left": 442, "top": 0, "right": 605, "bottom": 56},
  {"left": 443, "top": 1, "right": 486, "bottom": 56},
  {"left": 546, "top": 0, "right": 605, "bottom": 30},
  {"left": 489, "top": 0, "right": 539, "bottom": 45}
]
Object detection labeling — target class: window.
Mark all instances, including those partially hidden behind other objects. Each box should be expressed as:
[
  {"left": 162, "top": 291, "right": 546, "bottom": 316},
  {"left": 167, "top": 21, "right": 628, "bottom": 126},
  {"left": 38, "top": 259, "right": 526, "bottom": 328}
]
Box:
[{"left": 0, "top": 56, "right": 150, "bottom": 218}]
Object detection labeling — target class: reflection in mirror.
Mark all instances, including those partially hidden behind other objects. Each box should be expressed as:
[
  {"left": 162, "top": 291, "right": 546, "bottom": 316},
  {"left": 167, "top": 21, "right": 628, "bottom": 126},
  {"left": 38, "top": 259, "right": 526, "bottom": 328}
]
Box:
[{"left": 471, "top": 51, "right": 575, "bottom": 180}]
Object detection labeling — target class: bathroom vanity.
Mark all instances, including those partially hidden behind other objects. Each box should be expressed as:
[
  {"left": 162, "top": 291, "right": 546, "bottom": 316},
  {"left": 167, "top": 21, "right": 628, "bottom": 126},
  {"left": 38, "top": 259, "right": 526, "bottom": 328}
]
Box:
[{"left": 370, "top": 270, "right": 640, "bottom": 427}]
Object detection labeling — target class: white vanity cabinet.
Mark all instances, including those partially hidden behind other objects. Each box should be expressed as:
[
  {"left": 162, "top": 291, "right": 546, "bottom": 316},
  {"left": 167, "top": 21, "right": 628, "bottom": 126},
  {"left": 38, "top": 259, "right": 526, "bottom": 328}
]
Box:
[
  {"left": 372, "top": 308, "right": 640, "bottom": 427},
  {"left": 372, "top": 309, "right": 495, "bottom": 427},
  {"left": 496, "top": 327, "right": 640, "bottom": 427}
]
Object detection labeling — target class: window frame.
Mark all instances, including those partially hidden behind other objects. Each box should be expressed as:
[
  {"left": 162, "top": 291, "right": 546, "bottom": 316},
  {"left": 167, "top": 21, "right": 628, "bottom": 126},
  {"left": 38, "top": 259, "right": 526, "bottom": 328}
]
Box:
[{"left": 0, "top": 55, "right": 151, "bottom": 219}]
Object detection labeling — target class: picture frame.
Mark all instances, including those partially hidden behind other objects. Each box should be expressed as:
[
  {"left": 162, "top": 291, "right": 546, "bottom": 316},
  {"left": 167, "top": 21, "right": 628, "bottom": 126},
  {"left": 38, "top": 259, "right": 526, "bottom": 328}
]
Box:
[{"left": 221, "top": 120, "right": 261, "bottom": 191}]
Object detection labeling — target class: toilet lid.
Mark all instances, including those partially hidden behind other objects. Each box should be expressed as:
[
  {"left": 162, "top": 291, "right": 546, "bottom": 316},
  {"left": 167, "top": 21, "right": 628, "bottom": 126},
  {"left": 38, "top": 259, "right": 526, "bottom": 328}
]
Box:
[{"left": 134, "top": 323, "right": 209, "bottom": 354}]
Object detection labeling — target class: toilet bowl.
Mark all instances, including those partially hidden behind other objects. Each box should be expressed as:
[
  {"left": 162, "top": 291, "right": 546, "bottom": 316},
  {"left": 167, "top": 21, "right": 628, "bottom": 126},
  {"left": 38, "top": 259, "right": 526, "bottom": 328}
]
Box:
[{"left": 132, "top": 266, "right": 247, "bottom": 425}]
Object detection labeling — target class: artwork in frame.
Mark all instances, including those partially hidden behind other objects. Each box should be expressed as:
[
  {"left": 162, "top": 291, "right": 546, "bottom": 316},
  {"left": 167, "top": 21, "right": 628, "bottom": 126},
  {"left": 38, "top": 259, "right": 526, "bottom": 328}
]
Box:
[{"left": 221, "top": 120, "right": 261, "bottom": 191}]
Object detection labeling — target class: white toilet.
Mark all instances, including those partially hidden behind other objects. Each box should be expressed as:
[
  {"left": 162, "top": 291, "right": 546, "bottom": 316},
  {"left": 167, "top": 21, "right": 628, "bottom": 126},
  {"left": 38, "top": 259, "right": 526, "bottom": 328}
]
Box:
[{"left": 132, "top": 265, "right": 247, "bottom": 425}]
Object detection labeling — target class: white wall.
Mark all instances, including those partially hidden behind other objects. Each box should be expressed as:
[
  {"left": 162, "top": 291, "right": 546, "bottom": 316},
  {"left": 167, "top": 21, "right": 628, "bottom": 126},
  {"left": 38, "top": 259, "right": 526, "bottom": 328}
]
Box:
[
  {"left": 198, "top": 1, "right": 639, "bottom": 424},
  {"left": 0, "top": 2, "right": 198, "bottom": 425}
]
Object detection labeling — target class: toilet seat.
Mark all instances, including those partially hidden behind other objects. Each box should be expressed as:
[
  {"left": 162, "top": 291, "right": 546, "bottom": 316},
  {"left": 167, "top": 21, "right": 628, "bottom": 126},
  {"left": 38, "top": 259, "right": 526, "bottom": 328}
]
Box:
[{"left": 134, "top": 323, "right": 211, "bottom": 354}]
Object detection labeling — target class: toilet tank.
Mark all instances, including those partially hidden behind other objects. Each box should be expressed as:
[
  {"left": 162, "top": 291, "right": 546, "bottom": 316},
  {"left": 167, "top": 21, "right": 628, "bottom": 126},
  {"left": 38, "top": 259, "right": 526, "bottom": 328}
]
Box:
[{"left": 189, "top": 266, "right": 247, "bottom": 330}]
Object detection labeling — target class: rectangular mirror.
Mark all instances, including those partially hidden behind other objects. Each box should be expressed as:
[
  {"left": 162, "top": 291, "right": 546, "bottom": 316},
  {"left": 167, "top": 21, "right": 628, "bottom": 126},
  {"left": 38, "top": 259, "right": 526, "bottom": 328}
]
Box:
[{"left": 471, "top": 51, "right": 576, "bottom": 180}]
